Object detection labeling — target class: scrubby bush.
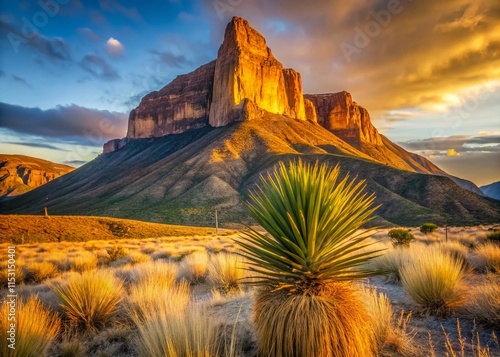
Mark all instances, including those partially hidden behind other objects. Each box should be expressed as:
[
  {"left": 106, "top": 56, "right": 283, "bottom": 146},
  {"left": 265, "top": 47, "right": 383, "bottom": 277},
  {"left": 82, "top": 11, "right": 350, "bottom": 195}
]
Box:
[
  {"left": 420, "top": 223, "right": 438, "bottom": 235},
  {"left": 388, "top": 229, "right": 415, "bottom": 247},
  {"left": 49, "top": 270, "right": 124, "bottom": 332},
  {"left": 106, "top": 245, "right": 129, "bottom": 262},
  {"left": 0, "top": 297, "right": 60, "bottom": 357},
  {"left": 239, "top": 160, "right": 381, "bottom": 357}
]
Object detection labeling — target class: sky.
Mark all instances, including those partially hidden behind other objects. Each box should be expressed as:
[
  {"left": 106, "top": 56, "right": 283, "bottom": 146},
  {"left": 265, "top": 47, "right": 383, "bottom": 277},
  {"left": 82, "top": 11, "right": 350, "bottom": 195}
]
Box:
[{"left": 0, "top": 0, "right": 499, "bottom": 186}]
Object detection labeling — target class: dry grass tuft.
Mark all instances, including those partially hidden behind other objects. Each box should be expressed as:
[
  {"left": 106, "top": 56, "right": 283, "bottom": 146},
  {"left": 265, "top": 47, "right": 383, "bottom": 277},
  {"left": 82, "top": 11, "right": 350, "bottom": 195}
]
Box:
[
  {"left": 68, "top": 252, "right": 98, "bottom": 273},
  {"left": 49, "top": 269, "right": 124, "bottom": 332},
  {"left": 464, "top": 274, "right": 500, "bottom": 328},
  {"left": 471, "top": 243, "right": 500, "bottom": 272},
  {"left": 0, "top": 296, "right": 60, "bottom": 357},
  {"left": 254, "top": 283, "right": 376, "bottom": 357},
  {"left": 400, "top": 246, "right": 468, "bottom": 315},
  {"left": 208, "top": 253, "right": 245, "bottom": 294},
  {"left": 180, "top": 251, "right": 209, "bottom": 283},
  {"left": 24, "top": 261, "right": 59, "bottom": 283},
  {"left": 129, "top": 261, "right": 179, "bottom": 286},
  {"left": 369, "top": 247, "right": 411, "bottom": 282}
]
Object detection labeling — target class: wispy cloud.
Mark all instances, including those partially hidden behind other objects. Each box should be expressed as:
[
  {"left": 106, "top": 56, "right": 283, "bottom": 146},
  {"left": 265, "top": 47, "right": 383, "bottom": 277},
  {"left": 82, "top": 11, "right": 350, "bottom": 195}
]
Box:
[
  {"left": 5, "top": 141, "right": 66, "bottom": 151},
  {"left": 11, "top": 75, "right": 32, "bottom": 88},
  {"left": 99, "top": 0, "right": 142, "bottom": 21},
  {"left": 80, "top": 54, "right": 120, "bottom": 80}
]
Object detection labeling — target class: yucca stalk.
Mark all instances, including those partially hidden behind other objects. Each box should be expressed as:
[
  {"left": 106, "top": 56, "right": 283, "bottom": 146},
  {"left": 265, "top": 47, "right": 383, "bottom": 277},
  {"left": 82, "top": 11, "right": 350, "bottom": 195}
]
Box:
[{"left": 237, "top": 159, "right": 382, "bottom": 293}]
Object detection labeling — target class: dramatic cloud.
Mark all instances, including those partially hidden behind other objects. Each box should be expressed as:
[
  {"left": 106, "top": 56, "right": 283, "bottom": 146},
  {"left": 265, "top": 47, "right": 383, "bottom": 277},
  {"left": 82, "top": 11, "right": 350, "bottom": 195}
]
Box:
[
  {"left": 0, "top": 102, "right": 128, "bottom": 145},
  {"left": 399, "top": 134, "right": 500, "bottom": 155},
  {"left": 105, "top": 37, "right": 124, "bottom": 57},
  {"left": 5, "top": 141, "right": 66, "bottom": 151},
  {"left": 80, "top": 54, "right": 121, "bottom": 80}
]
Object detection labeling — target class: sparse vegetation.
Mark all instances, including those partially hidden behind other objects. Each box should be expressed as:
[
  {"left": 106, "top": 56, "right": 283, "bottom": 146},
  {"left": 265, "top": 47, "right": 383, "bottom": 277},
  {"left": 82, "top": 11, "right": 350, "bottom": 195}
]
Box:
[
  {"left": 388, "top": 228, "right": 415, "bottom": 247},
  {"left": 420, "top": 223, "right": 438, "bottom": 235},
  {"left": 0, "top": 296, "right": 60, "bottom": 357},
  {"left": 106, "top": 245, "right": 129, "bottom": 262},
  {"left": 239, "top": 160, "right": 381, "bottom": 357},
  {"left": 465, "top": 274, "right": 500, "bottom": 328},
  {"left": 486, "top": 230, "right": 500, "bottom": 243},
  {"left": 49, "top": 270, "right": 125, "bottom": 332}
]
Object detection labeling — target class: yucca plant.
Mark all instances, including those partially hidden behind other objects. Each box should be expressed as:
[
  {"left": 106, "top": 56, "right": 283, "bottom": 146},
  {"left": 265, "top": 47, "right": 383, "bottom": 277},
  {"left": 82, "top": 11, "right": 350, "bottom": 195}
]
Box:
[{"left": 237, "top": 159, "right": 383, "bottom": 357}]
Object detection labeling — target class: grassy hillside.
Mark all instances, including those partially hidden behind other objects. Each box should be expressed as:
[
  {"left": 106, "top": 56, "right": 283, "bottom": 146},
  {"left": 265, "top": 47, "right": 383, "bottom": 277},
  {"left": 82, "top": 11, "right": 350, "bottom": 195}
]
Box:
[
  {"left": 2, "top": 116, "right": 499, "bottom": 226},
  {"left": 0, "top": 215, "right": 224, "bottom": 243}
]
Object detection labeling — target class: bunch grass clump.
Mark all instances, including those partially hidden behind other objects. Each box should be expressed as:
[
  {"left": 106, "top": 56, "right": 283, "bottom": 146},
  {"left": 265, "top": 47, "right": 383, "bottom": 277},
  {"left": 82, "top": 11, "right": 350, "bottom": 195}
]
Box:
[
  {"left": 69, "top": 253, "right": 98, "bottom": 273},
  {"left": 472, "top": 243, "right": 500, "bottom": 272},
  {"left": 208, "top": 253, "right": 245, "bottom": 294},
  {"left": 369, "top": 247, "right": 412, "bottom": 281},
  {"left": 180, "top": 251, "right": 209, "bottom": 283},
  {"left": 0, "top": 296, "right": 60, "bottom": 357},
  {"left": 24, "top": 261, "right": 59, "bottom": 283},
  {"left": 49, "top": 269, "right": 124, "bottom": 332},
  {"left": 464, "top": 274, "right": 500, "bottom": 327},
  {"left": 400, "top": 246, "right": 468, "bottom": 315},
  {"left": 238, "top": 160, "right": 382, "bottom": 357}
]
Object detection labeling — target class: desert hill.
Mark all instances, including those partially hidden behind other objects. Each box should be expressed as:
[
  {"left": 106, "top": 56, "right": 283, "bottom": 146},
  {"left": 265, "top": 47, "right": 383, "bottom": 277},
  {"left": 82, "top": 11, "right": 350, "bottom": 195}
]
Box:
[
  {"left": 1, "top": 17, "right": 498, "bottom": 226},
  {"left": 0, "top": 154, "right": 74, "bottom": 200}
]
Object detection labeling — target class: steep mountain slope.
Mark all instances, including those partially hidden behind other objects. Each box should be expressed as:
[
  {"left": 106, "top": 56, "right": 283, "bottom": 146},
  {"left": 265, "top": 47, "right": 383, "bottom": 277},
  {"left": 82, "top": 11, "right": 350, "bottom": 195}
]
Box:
[
  {"left": 0, "top": 155, "right": 74, "bottom": 200},
  {"left": 481, "top": 181, "right": 500, "bottom": 200},
  {"left": 2, "top": 117, "right": 499, "bottom": 226}
]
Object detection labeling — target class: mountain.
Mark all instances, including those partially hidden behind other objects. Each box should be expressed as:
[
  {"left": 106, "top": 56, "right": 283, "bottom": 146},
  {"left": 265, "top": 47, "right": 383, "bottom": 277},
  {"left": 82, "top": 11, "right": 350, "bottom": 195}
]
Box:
[
  {"left": 1, "top": 17, "right": 498, "bottom": 226},
  {"left": 0, "top": 155, "right": 74, "bottom": 200},
  {"left": 481, "top": 181, "right": 500, "bottom": 200}
]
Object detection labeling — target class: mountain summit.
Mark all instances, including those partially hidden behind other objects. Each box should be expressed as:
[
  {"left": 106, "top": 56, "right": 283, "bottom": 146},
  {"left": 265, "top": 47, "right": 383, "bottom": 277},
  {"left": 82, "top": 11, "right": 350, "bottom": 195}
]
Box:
[{"left": 3, "top": 17, "right": 498, "bottom": 225}]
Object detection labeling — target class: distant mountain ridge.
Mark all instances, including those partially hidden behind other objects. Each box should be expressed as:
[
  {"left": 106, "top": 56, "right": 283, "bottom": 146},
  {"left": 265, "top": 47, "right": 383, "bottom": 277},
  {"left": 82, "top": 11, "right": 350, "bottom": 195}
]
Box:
[
  {"left": 481, "top": 181, "right": 500, "bottom": 200},
  {"left": 1, "top": 17, "right": 497, "bottom": 225},
  {"left": 0, "top": 154, "right": 74, "bottom": 200}
]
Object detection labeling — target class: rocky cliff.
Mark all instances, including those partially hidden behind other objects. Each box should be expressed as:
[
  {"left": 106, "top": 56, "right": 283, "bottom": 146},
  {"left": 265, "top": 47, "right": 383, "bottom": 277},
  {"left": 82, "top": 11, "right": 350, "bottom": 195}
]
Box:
[
  {"left": 305, "top": 92, "right": 383, "bottom": 147},
  {"left": 0, "top": 155, "right": 74, "bottom": 200},
  {"left": 126, "top": 60, "right": 216, "bottom": 139},
  {"left": 209, "top": 17, "right": 306, "bottom": 127}
]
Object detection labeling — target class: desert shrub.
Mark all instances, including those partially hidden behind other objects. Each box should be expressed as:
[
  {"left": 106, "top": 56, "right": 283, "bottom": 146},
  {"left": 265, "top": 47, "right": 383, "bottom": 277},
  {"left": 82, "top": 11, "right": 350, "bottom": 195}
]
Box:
[
  {"left": 106, "top": 245, "right": 129, "bottom": 262},
  {"left": 238, "top": 160, "right": 381, "bottom": 357},
  {"left": 208, "top": 253, "right": 245, "bottom": 294},
  {"left": 420, "top": 223, "right": 438, "bottom": 235},
  {"left": 471, "top": 243, "right": 500, "bottom": 272},
  {"left": 400, "top": 246, "right": 468, "bottom": 315},
  {"left": 180, "top": 251, "right": 209, "bottom": 283},
  {"left": 388, "top": 229, "right": 415, "bottom": 247},
  {"left": 369, "top": 247, "right": 412, "bottom": 281},
  {"left": 486, "top": 230, "right": 500, "bottom": 243},
  {"left": 464, "top": 274, "right": 500, "bottom": 328},
  {"left": 49, "top": 269, "right": 124, "bottom": 332},
  {"left": 0, "top": 296, "right": 60, "bottom": 357},
  {"left": 24, "top": 261, "right": 59, "bottom": 283},
  {"left": 69, "top": 253, "right": 98, "bottom": 273}
]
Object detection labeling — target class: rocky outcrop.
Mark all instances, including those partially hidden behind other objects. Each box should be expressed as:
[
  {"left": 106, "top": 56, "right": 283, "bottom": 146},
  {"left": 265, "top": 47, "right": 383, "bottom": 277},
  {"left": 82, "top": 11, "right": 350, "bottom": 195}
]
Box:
[
  {"left": 126, "top": 60, "right": 216, "bottom": 139},
  {"left": 103, "top": 138, "right": 129, "bottom": 154},
  {"left": 304, "top": 98, "right": 317, "bottom": 122},
  {"left": 0, "top": 155, "right": 74, "bottom": 199},
  {"left": 209, "top": 17, "right": 306, "bottom": 127},
  {"left": 305, "top": 92, "right": 382, "bottom": 147}
]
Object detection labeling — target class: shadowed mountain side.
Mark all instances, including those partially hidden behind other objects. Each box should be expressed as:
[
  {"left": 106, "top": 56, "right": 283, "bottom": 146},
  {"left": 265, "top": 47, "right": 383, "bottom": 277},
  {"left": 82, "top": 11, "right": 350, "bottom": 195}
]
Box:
[{"left": 2, "top": 117, "right": 499, "bottom": 226}]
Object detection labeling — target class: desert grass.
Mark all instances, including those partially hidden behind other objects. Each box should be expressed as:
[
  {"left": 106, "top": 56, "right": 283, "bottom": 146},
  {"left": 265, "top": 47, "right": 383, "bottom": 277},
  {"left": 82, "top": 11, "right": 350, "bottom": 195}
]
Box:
[
  {"left": 0, "top": 296, "right": 60, "bottom": 357},
  {"left": 361, "top": 287, "right": 414, "bottom": 354},
  {"left": 438, "top": 319, "right": 497, "bottom": 357},
  {"left": 68, "top": 252, "right": 98, "bottom": 273},
  {"left": 49, "top": 269, "right": 124, "bottom": 332},
  {"left": 24, "top": 261, "right": 59, "bottom": 283},
  {"left": 254, "top": 283, "right": 376, "bottom": 357},
  {"left": 127, "top": 279, "right": 190, "bottom": 323},
  {"left": 129, "top": 260, "right": 179, "bottom": 286},
  {"left": 180, "top": 251, "right": 209, "bottom": 283},
  {"left": 133, "top": 304, "right": 239, "bottom": 357},
  {"left": 464, "top": 274, "right": 500, "bottom": 327},
  {"left": 208, "top": 253, "right": 245, "bottom": 294},
  {"left": 0, "top": 258, "right": 25, "bottom": 286},
  {"left": 471, "top": 243, "right": 500, "bottom": 272},
  {"left": 400, "top": 246, "right": 468, "bottom": 315},
  {"left": 368, "top": 247, "right": 412, "bottom": 282}
]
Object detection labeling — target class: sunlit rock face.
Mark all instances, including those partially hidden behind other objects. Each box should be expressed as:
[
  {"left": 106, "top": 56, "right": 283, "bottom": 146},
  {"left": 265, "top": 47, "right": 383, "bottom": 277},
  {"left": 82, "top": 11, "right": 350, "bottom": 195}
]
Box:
[
  {"left": 126, "top": 60, "right": 216, "bottom": 139},
  {"left": 305, "top": 92, "right": 383, "bottom": 147},
  {"left": 209, "top": 17, "right": 306, "bottom": 127}
]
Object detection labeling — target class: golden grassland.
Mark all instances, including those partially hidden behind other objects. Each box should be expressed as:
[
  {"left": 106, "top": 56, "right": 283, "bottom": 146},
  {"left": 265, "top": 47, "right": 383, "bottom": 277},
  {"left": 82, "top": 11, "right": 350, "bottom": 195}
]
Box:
[
  {"left": 0, "top": 224, "right": 499, "bottom": 356},
  {"left": 0, "top": 215, "right": 234, "bottom": 243}
]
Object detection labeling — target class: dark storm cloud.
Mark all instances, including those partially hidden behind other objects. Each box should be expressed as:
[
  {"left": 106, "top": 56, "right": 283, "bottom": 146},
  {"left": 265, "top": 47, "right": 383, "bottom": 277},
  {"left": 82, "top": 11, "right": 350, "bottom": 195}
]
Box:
[
  {"left": 0, "top": 102, "right": 128, "bottom": 144},
  {"left": 80, "top": 54, "right": 121, "bottom": 81}
]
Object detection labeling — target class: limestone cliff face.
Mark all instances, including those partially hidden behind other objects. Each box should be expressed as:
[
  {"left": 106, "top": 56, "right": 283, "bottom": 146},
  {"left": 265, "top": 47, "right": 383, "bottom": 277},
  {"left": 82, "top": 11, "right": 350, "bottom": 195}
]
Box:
[
  {"left": 304, "top": 98, "right": 317, "bottom": 122},
  {"left": 305, "top": 92, "right": 382, "bottom": 147},
  {"left": 126, "top": 60, "right": 216, "bottom": 139},
  {"left": 209, "top": 17, "right": 306, "bottom": 127}
]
